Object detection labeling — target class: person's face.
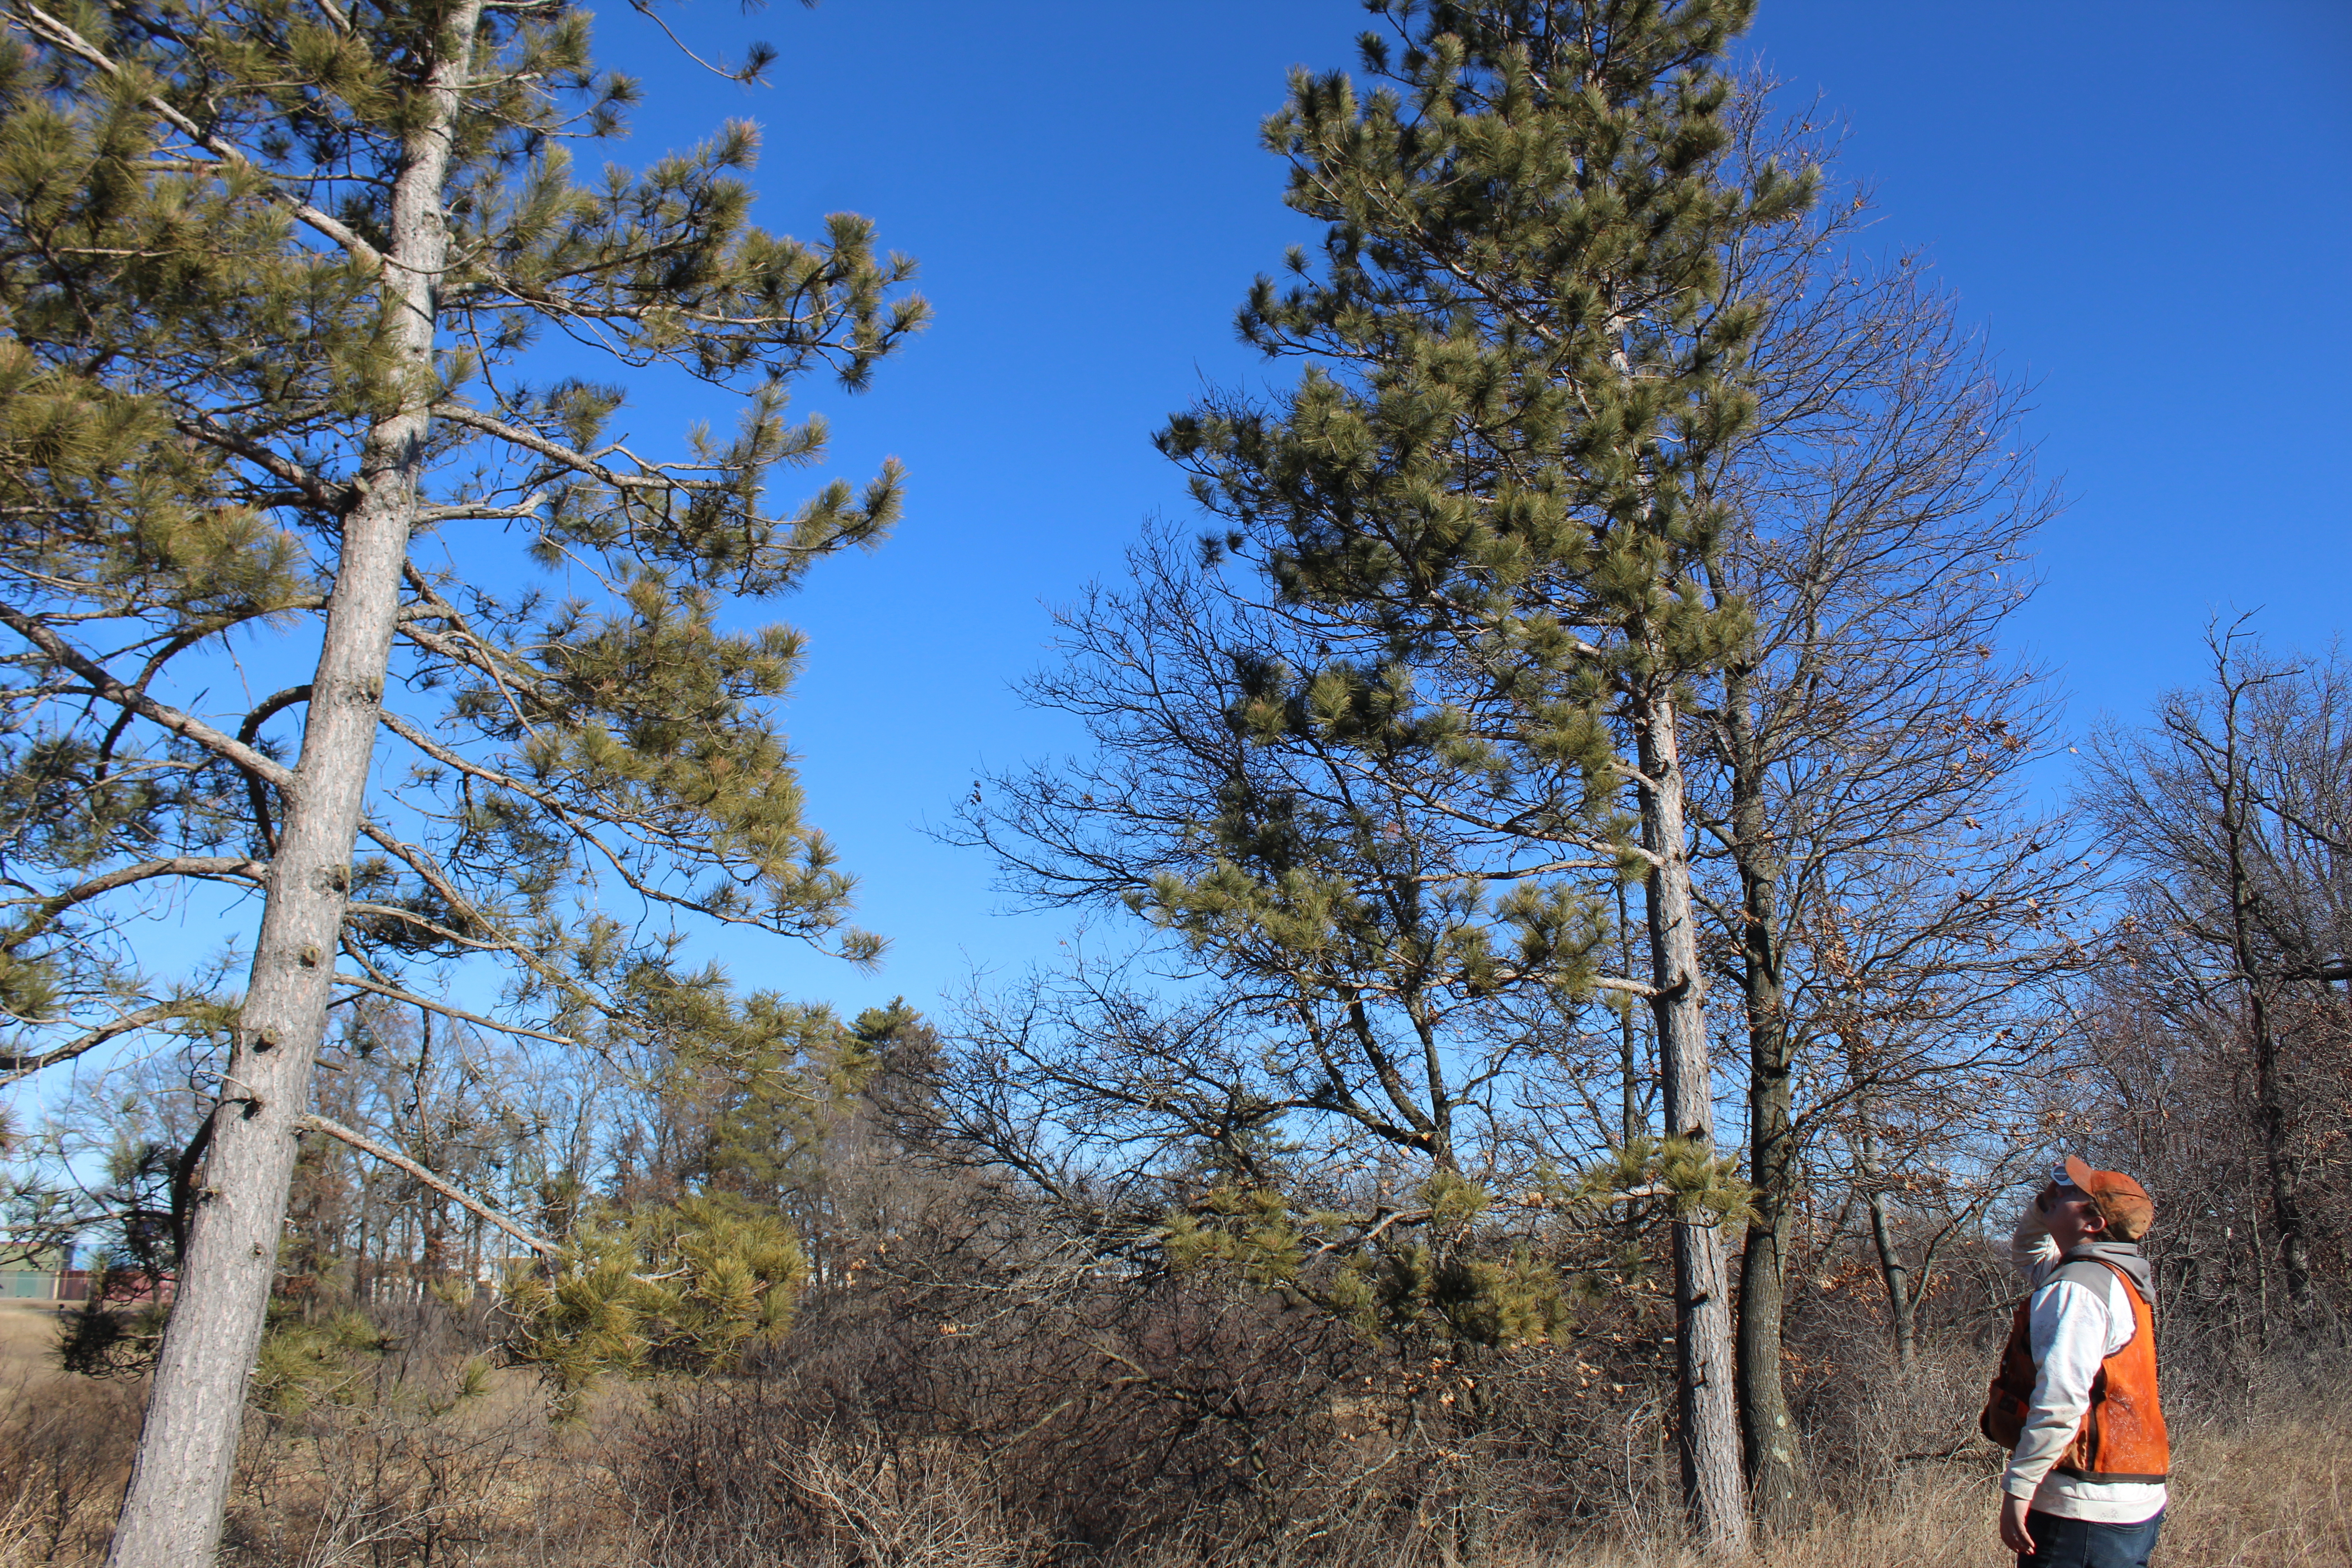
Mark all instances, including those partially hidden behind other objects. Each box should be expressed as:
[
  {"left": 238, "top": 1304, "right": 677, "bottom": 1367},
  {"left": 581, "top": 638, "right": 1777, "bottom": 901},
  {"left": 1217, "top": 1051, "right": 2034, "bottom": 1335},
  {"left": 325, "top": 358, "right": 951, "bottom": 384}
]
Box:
[{"left": 2038, "top": 1181, "right": 2108, "bottom": 1249}]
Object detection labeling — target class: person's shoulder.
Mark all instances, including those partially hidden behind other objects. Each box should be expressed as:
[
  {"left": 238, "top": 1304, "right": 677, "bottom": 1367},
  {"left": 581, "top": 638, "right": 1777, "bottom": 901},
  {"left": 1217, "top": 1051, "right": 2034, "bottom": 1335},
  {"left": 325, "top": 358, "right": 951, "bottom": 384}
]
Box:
[{"left": 2029, "top": 1265, "right": 2117, "bottom": 1315}]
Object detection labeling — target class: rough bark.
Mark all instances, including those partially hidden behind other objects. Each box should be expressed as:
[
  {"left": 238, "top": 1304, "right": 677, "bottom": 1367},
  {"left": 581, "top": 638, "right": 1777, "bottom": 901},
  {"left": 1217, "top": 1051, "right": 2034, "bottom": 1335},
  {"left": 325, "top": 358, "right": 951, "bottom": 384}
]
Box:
[
  {"left": 1632, "top": 680, "right": 1749, "bottom": 1555},
  {"left": 1618, "top": 878, "right": 1646, "bottom": 1145},
  {"left": 103, "top": 7, "right": 477, "bottom": 1562},
  {"left": 1724, "top": 669, "right": 1803, "bottom": 1519}
]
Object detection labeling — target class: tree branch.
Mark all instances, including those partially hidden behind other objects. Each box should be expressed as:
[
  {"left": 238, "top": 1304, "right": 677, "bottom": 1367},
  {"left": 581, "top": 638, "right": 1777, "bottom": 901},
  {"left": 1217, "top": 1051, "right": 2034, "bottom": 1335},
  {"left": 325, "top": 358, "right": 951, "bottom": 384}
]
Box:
[
  {"left": 0, "top": 603, "right": 297, "bottom": 788},
  {"left": 329, "top": 973, "right": 575, "bottom": 1049},
  {"left": 298, "top": 1112, "right": 559, "bottom": 1258},
  {"left": 1, "top": 1002, "right": 192, "bottom": 1086},
  {"left": 3, "top": 857, "right": 266, "bottom": 952},
  {"left": 5, "top": 3, "right": 386, "bottom": 271}
]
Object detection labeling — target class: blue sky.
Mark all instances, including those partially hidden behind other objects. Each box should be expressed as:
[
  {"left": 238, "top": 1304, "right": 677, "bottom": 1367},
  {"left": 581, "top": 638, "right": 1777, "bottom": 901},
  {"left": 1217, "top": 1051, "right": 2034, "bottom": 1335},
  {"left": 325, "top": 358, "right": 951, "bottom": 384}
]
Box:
[{"left": 514, "top": 0, "right": 2352, "bottom": 1021}]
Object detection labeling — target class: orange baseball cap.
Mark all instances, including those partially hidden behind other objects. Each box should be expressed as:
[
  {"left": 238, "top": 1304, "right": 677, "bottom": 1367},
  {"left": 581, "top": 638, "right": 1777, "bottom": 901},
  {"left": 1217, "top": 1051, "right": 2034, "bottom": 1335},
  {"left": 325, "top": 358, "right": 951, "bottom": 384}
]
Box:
[{"left": 2063, "top": 1155, "right": 2155, "bottom": 1241}]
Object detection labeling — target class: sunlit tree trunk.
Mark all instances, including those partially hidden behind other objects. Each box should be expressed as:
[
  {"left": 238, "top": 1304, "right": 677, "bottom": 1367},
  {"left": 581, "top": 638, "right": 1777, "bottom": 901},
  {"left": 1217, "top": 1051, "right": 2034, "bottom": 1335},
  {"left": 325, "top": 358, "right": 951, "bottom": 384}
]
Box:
[
  {"left": 104, "top": 7, "right": 476, "bottom": 1561},
  {"left": 1632, "top": 679, "right": 1749, "bottom": 1554}
]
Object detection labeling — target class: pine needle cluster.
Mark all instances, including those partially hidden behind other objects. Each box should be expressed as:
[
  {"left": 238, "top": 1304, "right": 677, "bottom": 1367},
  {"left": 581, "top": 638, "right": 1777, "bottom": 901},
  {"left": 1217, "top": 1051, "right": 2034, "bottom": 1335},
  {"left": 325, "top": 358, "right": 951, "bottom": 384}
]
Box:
[{"left": 501, "top": 1191, "right": 808, "bottom": 1414}]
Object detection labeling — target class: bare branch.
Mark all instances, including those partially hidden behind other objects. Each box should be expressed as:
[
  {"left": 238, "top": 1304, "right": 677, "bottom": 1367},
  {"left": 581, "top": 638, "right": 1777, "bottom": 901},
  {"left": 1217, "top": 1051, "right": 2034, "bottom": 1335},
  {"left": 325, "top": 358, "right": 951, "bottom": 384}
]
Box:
[
  {"left": 298, "top": 1112, "right": 558, "bottom": 1257},
  {"left": 1, "top": 1003, "right": 193, "bottom": 1086},
  {"left": 0, "top": 602, "right": 298, "bottom": 788}
]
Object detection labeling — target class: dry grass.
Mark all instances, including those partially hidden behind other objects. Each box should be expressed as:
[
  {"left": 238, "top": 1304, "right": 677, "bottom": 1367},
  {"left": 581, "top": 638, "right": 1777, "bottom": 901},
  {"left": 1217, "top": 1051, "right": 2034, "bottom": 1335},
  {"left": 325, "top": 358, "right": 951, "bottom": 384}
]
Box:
[
  {"left": 0, "top": 1303, "right": 66, "bottom": 1390},
  {"left": 0, "top": 1374, "right": 139, "bottom": 1568},
  {"left": 637, "top": 1418, "right": 2346, "bottom": 1568},
  {"left": 591, "top": 1417, "right": 2341, "bottom": 1568},
  {"left": 2, "top": 1372, "right": 2344, "bottom": 1567},
  {"left": 1488, "top": 1421, "right": 2352, "bottom": 1568},
  {"left": 2150, "top": 1420, "right": 2352, "bottom": 1568}
]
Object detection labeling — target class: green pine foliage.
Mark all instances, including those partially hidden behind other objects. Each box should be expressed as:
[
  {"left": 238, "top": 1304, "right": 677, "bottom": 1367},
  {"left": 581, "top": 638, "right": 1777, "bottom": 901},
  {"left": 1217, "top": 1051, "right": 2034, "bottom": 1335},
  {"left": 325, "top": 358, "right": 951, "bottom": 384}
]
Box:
[
  {"left": 973, "top": 0, "right": 1807, "bottom": 1388},
  {"left": 245, "top": 1308, "right": 399, "bottom": 1418},
  {"left": 0, "top": 0, "right": 922, "bottom": 1088},
  {"left": 1159, "top": 0, "right": 1812, "bottom": 890},
  {"left": 680, "top": 998, "right": 865, "bottom": 1208},
  {"left": 498, "top": 997, "right": 938, "bottom": 1405},
  {"left": 1164, "top": 1171, "right": 1573, "bottom": 1347},
  {"left": 1159, "top": 1133, "right": 1750, "bottom": 1348},
  {"left": 50, "top": 1131, "right": 183, "bottom": 1377},
  {"left": 500, "top": 1191, "right": 808, "bottom": 1414}
]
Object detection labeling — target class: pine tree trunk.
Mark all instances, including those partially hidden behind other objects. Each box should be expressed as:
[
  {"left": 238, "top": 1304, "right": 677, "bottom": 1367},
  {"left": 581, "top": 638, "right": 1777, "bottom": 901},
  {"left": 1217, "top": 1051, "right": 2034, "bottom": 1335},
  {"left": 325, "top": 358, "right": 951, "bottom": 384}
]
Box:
[
  {"left": 1617, "top": 880, "right": 1646, "bottom": 1144},
  {"left": 1632, "top": 680, "right": 1750, "bottom": 1555},
  {"left": 1725, "top": 671, "right": 1803, "bottom": 1521},
  {"left": 104, "top": 10, "right": 476, "bottom": 1562}
]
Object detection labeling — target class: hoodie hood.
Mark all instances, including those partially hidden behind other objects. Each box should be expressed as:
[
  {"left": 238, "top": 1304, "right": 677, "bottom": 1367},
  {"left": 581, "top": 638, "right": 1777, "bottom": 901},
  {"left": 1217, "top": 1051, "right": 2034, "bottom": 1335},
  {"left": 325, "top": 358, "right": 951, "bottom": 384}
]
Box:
[{"left": 2066, "top": 1241, "right": 2157, "bottom": 1308}]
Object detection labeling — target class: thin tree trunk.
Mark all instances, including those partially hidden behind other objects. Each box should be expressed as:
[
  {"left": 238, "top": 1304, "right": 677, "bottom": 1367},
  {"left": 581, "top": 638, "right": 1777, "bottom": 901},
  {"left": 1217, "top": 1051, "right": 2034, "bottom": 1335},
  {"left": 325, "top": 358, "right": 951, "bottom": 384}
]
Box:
[
  {"left": 2215, "top": 676, "right": 2317, "bottom": 1317},
  {"left": 1858, "top": 1121, "right": 1917, "bottom": 1374},
  {"left": 105, "top": 9, "right": 477, "bottom": 1561},
  {"left": 413, "top": 1007, "right": 448, "bottom": 1280},
  {"left": 1633, "top": 680, "right": 1749, "bottom": 1555},
  {"left": 1618, "top": 879, "right": 1645, "bottom": 1145},
  {"left": 1724, "top": 670, "right": 1803, "bottom": 1520},
  {"left": 1865, "top": 1187, "right": 1918, "bottom": 1374},
  {"left": 355, "top": 1194, "right": 371, "bottom": 1310}
]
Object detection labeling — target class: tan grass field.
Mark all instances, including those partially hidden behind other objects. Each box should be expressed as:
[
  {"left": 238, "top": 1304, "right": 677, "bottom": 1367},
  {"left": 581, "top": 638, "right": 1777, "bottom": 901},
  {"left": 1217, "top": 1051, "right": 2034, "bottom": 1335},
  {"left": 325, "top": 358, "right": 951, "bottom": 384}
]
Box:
[
  {"left": 1292, "top": 1421, "right": 2350, "bottom": 1568},
  {"left": 1523, "top": 1424, "right": 2352, "bottom": 1567},
  {"left": 0, "top": 1302, "right": 64, "bottom": 1389},
  {"left": 3, "top": 1354, "right": 2344, "bottom": 1567}
]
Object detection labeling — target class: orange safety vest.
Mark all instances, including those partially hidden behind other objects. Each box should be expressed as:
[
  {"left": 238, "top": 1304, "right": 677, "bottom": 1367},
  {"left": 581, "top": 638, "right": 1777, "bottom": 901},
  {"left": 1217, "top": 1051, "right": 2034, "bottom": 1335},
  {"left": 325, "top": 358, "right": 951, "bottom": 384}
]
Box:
[{"left": 1979, "top": 1254, "right": 2169, "bottom": 1483}]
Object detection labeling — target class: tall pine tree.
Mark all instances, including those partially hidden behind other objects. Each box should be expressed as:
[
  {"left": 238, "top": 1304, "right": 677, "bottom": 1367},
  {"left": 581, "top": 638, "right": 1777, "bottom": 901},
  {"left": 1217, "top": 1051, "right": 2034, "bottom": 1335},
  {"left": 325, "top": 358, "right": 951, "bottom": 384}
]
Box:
[
  {"left": 0, "top": 0, "right": 923, "bottom": 1560},
  {"left": 1159, "top": 0, "right": 1810, "bottom": 1546}
]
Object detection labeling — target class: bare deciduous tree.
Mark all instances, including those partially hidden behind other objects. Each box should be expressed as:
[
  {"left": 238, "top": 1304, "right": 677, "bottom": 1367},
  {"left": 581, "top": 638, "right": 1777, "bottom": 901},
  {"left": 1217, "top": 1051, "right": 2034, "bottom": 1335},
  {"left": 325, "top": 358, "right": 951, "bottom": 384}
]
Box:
[
  {"left": 2081, "top": 628, "right": 2352, "bottom": 1331},
  {"left": 1646, "top": 91, "right": 2082, "bottom": 1513}
]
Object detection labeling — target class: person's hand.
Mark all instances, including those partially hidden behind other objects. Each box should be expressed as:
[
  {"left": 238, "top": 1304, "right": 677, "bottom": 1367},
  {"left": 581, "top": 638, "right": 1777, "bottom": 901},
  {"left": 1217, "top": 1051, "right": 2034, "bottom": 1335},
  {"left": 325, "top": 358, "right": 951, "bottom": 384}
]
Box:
[
  {"left": 2035, "top": 1181, "right": 2060, "bottom": 1215},
  {"left": 1999, "top": 1492, "right": 2037, "bottom": 1557}
]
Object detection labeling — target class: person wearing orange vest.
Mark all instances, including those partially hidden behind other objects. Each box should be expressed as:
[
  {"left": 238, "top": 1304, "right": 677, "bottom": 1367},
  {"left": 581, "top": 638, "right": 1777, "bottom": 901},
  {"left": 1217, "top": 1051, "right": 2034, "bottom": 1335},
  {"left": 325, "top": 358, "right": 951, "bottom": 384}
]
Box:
[
  {"left": 1985, "top": 1161, "right": 2164, "bottom": 1568},
  {"left": 1984, "top": 1156, "right": 2169, "bottom": 1567}
]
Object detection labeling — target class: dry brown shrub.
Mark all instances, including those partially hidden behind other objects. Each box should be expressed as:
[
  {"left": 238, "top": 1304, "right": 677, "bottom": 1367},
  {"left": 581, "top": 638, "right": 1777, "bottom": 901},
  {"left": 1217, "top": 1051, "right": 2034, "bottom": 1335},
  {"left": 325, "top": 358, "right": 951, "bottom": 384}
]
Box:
[
  {"left": 3, "top": 1279, "right": 2344, "bottom": 1567},
  {"left": 606, "top": 1267, "right": 1694, "bottom": 1565},
  {"left": 1084, "top": 1421, "right": 2345, "bottom": 1568},
  {"left": 0, "top": 1375, "right": 140, "bottom": 1568},
  {"left": 786, "top": 1432, "right": 1037, "bottom": 1568}
]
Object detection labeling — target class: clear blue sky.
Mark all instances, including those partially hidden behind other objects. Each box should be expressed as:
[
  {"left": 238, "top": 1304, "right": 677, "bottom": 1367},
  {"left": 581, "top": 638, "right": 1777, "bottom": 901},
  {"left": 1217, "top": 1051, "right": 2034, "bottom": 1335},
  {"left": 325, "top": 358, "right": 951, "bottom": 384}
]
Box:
[{"left": 586, "top": 0, "right": 2351, "bottom": 1021}]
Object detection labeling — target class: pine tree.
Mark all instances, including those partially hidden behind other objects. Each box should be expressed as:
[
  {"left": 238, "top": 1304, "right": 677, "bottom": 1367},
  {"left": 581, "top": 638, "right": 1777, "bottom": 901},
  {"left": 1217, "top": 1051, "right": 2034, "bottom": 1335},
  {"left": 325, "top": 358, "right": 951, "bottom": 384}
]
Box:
[
  {"left": 0, "top": 0, "right": 924, "bottom": 1560},
  {"left": 1156, "top": 0, "right": 1810, "bottom": 1547}
]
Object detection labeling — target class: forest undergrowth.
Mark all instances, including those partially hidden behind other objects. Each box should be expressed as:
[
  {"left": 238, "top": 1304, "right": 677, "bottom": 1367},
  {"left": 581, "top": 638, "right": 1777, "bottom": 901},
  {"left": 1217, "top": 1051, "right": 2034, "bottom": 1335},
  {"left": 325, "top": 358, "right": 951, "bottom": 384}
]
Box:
[{"left": 2, "top": 1312, "right": 2342, "bottom": 1568}]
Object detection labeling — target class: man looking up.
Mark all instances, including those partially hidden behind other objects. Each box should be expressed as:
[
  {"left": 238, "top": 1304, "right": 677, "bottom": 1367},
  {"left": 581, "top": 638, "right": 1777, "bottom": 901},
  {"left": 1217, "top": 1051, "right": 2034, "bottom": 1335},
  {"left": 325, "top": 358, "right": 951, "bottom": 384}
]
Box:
[{"left": 1985, "top": 1156, "right": 2169, "bottom": 1567}]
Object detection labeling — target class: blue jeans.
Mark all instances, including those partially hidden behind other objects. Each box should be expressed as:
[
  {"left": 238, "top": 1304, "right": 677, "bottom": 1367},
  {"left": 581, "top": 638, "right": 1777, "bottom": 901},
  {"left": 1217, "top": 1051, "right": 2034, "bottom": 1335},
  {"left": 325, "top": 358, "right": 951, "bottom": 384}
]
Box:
[{"left": 2018, "top": 1509, "right": 2164, "bottom": 1568}]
